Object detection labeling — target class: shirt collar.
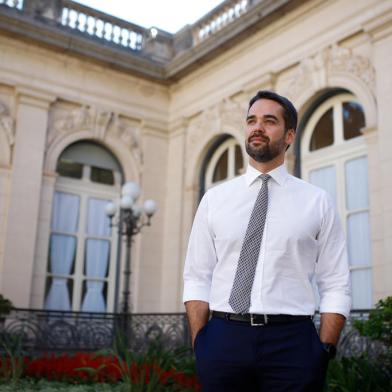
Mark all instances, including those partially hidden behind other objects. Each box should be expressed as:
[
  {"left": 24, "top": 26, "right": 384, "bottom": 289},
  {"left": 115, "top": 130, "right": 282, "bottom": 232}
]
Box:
[{"left": 244, "top": 163, "right": 289, "bottom": 187}]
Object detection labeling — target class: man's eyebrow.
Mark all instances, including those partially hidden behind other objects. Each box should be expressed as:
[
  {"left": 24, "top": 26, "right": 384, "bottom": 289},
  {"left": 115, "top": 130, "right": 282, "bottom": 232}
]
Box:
[
  {"left": 264, "top": 114, "right": 279, "bottom": 121},
  {"left": 246, "top": 114, "right": 279, "bottom": 121}
]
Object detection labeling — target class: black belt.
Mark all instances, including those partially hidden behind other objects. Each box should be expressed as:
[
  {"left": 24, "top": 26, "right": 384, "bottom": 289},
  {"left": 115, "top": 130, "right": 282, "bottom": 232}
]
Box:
[{"left": 212, "top": 311, "right": 313, "bottom": 326}]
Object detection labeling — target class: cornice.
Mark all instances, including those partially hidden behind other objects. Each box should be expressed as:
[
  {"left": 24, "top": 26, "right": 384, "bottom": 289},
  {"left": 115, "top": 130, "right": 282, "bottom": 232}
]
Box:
[{"left": 0, "top": 6, "right": 167, "bottom": 83}]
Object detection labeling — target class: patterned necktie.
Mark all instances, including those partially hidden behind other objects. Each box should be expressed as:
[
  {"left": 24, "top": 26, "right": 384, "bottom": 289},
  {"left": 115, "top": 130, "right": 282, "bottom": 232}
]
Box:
[{"left": 229, "top": 174, "right": 271, "bottom": 314}]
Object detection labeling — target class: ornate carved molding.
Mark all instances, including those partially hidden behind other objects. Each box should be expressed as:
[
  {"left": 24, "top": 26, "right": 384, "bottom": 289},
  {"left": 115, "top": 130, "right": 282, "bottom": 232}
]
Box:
[
  {"left": 185, "top": 98, "right": 244, "bottom": 184},
  {"left": 283, "top": 50, "right": 328, "bottom": 101},
  {"left": 48, "top": 104, "right": 142, "bottom": 166},
  {"left": 328, "top": 44, "right": 376, "bottom": 96},
  {"left": 187, "top": 97, "right": 244, "bottom": 151},
  {"left": 111, "top": 114, "right": 143, "bottom": 166},
  {"left": 0, "top": 103, "right": 14, "bottom": 147},
  {"left": 282, "top": 45, "right": 376, "bottom": 101}
]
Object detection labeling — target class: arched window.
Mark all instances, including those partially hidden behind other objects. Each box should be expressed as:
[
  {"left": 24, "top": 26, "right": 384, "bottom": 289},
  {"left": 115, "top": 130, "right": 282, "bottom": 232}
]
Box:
[
  {"left": 204, "top": 137, "right": 244, "bottom": 191},
  {"left": 301, "top": 93, "right": 372, "bottom": 309},
  {"left": 45, "top": 141, "right": 122, "bottom": 312}
]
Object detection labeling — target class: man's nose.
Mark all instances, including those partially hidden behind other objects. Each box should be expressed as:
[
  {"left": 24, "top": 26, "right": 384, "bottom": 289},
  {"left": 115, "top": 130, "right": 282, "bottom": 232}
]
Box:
[{"left": 253, "top": 120, "right": 265, "bottom": 132}]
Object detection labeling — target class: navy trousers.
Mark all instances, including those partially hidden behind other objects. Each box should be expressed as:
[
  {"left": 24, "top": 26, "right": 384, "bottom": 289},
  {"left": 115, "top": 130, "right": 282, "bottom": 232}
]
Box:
[{"left": 194, "top": 317, "right": 329, "bottom": 391}]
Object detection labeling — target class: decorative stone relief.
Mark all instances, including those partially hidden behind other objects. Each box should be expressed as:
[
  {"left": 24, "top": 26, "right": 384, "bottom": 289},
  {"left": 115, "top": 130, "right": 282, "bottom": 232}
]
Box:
[
  {"left": 328, "top": 44, "right": 376, "bottom": 97},
  {"left": 187, "top": 97, "right": 244, "bottom": 149},
  {"left": 284, "top": 51, "right": 328, "bottom": 101},
  {"left": 49, "top": 105, "right": 112, "bottom": 145},
  {"left": 0, "top": 103, "right": 14, "bottom": 147},
  {"left": 219, "top": 98, "right": 245, "bottom": 131},
  {"left": 185, "top": 97, "right": 244, "bottom": 182},
  {"left": 110, "top": 114, "right": 143, "bottom": 166},
  {"left": 48, "top": 104, "right": 142, "bottom": 166},
  {"left": 282, "top": 45, "right": 376, "bottom": 101}
]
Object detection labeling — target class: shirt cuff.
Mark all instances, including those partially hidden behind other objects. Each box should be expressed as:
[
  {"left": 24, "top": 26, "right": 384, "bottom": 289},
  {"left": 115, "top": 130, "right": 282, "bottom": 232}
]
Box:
[
  {"left": 319, "top": 294, "right": 351, "bottom": 319},
  {"left": 183, "top": 282, "right": 211, "bottom": 304}
]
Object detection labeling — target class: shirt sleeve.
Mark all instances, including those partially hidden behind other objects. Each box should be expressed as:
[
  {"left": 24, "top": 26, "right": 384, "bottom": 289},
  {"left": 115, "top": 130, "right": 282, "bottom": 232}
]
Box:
[
  {"left": 183, "top": 192, "right": 217, "bottom": 304},
  {"left": 315, "top": 194, "right": 352, "bottom": 318}
]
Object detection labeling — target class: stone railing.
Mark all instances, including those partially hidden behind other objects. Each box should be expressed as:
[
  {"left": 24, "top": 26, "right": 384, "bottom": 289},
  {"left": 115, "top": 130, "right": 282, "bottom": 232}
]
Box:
[
  {"left": 0, "top": 0, "right": 259, "bottom": 52},
  {"left": 0, "top": 0, "right": 147, "bottom": 51},
  {"left": 60, "top": 0, "right": 145, "bottom": 51},
  {"left": 0, "top": 0, "right": 22, "bottom": 10},
  {"left": 0, "top": 0, "right": 306, "bottom": 77},
  {"left": 192, "top": 0, "right": 254, "bottom": 44}
]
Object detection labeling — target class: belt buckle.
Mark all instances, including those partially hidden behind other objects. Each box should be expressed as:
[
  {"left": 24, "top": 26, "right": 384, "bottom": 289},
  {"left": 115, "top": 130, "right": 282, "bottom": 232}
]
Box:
[{"left": 250, "top": 314, "right": 268, "bottom": 326}]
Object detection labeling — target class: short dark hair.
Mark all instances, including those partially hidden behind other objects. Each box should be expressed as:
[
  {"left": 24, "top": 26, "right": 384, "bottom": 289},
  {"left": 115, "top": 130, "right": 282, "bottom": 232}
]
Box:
[{"left": 248, "top": 90, "right": 298, "bottom": 132}]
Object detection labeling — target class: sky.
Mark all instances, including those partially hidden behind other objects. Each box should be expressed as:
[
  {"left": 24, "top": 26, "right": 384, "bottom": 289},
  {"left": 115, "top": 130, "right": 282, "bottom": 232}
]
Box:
[{"left": 73, "top": 0, "right": 224, "bottom": 33}]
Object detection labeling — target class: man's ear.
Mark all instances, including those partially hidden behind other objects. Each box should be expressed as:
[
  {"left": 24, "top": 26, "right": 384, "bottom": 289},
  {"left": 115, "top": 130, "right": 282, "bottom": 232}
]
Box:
[{"left": 286, "top": 129, "right": 296, "bottom": 145}]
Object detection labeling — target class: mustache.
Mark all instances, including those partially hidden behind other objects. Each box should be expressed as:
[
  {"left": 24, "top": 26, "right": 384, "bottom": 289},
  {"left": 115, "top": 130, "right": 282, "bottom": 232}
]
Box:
[{"left": 248, "top": 133, "right": 270, "bottom": 143}]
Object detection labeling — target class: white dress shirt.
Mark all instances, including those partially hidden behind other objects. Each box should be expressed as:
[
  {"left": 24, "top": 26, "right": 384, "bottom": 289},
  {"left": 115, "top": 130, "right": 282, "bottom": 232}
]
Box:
[{"left": 183, "top": 163, "right": 351, "bottom": 318}]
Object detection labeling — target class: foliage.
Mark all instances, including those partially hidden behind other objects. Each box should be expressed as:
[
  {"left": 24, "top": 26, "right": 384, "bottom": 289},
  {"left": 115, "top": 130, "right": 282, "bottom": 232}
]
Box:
[
  {"left": 325, "top": 296, "right": 392, "bottom": 392},
  {"left": 326, "top": 356, "right": 391, "bottom": 392},
  {"left": 0, "top": 333, "right": 26, "bottom": 387},
  {"left": 0, "top": 336, "right": 200, "bottom": 391},
  {"left": 0, "top": 295, "right": 13, "bottom": 316},
  {"left": 0, "top": 379, "right": 125, "bottom": 391},
  {"left": 354, "top": 296, "right": 392, "bottom": 348},
  {"left": 93, "top": 333, "right": 199, "bottom": 391}
]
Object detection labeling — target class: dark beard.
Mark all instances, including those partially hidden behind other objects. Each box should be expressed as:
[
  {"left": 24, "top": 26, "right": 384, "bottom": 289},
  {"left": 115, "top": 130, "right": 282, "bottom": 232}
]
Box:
[{"left": 245, "top": 135, "right": 287, "bottom": 163}]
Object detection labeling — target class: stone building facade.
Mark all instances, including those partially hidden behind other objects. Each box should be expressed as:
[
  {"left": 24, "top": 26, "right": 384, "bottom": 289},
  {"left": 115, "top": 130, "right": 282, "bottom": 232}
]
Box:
[{"left": 0, "top": 0, "right": 391, "bottom": 313}]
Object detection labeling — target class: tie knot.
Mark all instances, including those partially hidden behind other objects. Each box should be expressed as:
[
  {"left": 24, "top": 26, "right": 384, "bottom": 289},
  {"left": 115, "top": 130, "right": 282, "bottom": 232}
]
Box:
[{"left": 260, "top": 174, "right": 271, "bottom": 183}]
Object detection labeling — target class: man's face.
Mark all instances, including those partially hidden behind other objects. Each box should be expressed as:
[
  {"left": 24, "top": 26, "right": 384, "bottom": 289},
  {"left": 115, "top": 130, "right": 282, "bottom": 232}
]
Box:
[{"left": 245, "top": 99, "right": 295, "bottom": 163}]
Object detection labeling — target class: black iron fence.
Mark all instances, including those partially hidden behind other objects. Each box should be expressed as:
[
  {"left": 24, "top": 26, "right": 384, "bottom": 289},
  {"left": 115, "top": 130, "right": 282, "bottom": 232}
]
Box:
[
  {"left": 0, "top": 308, "right": 384, "bottom": 358},
  {"left": 0, "top": 309, "right": 190, "bottom": 355}
]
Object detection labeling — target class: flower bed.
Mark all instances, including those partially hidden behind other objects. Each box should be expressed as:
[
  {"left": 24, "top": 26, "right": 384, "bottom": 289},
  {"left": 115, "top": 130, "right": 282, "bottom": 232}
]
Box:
[{"left": 0, "top": 352, "right": 200, "bottom": 391}]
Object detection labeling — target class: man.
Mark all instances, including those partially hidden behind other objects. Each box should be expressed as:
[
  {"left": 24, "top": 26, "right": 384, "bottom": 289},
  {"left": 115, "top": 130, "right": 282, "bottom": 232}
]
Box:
[{"left": 183, "top": 90, "right": 351, "bottom": 391}]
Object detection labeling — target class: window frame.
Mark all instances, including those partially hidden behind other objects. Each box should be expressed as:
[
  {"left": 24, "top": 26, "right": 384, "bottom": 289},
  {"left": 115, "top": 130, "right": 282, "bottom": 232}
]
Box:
[
  {"left": 301, "top": 93, "right": 372, "bottom": 308},
  {"left": 204, "top": 138, "right": 244, "bottom": 191},
  {"left": 46, "top": 165, "right": 121, "bottom": 312}
]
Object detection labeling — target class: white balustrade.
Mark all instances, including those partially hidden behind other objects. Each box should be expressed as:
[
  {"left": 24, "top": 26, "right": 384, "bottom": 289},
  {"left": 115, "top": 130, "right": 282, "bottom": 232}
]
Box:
[
  {"left": 194, "top": 0, "right": 249, "bottom": 44},
  {"left": 0, "top": 0, "right": 23, "bottom": 9},
  {"left": 60, "top": 1, "right": 144, "bottom": 51}
]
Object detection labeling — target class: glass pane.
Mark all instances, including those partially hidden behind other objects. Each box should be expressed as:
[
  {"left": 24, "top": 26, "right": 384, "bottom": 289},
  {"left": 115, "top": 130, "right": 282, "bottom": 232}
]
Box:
[
  {"left": 347, "top": 212, "right": 371, "bottom": 266},
  {"left": 343, "top": 102, "right": 365, "bottom": 140},
  {"left": 48, "top": 234, "right": 76, "bottom": 275},
  {"left": 212, "top": 149, "right": 228, "bottom": 182},
  {"left": 234, "top": 145, "right": 244, "bottom": 175},
  {"left": 309, "top": 165, "right": 337, "bottom": 204},
  {"left": 345, "top": 156, "right": 369, "bottom": 210},
  {"left": 44, "top": 276, "right": 73, "bottom": 311},
  {"left": 81, "top": 280, "right": 107, "bottom": 312},
  {"left": 90, "top": 166, "right": 115, "bottom": 185},
  {"left": 86, "top": 198, "right": 111, "bottom": 236},
  {"left": 56, "top": 160, "right": 83, "bottom": 179},
  {"left": 84, "top": 239, "right": 110, "bottom": 278},
  {"left": 310, "top": 108, "right": 334, "bottom": 151},
  {"left": 351, "top": 269, "right": 372, "bottom": 309},
  {"left": 51, "top": 192, "right": 80, "bottom": 232}
]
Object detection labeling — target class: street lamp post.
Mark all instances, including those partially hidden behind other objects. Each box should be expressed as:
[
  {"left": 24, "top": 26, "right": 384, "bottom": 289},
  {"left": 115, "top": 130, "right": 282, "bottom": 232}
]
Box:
[{"left": 105, "top": 181, "right": 157, "bottom": 315}]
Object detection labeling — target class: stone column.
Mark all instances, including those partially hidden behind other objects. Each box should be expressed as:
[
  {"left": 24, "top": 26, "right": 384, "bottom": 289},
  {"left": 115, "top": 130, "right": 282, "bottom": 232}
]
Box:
[
  {"left": 136, "top": 121, "right": 168, "bottom": 312},
  {"left": 160, "top": 120, "right": 187, "bottom": 311},
  {"left": 1, "top": 88, "right": 54, "bottom": 307},
  {"left": 368, "top": 21, "right": 392, "bottom": 301}
]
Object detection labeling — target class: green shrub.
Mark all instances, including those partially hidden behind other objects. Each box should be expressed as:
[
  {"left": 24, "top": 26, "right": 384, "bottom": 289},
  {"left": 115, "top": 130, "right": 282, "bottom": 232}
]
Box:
[
  {"left": 326, "top": 356, "right": 391, "bottom": 392},
  {"left": 0, "top": 295, "right": 13, "bottom": 317},
  {"left": 354, "top": 297, "right": 392, "bottom": 348},
  {"left": 325, "top": 296, "right": 392, "bottom": 392}
]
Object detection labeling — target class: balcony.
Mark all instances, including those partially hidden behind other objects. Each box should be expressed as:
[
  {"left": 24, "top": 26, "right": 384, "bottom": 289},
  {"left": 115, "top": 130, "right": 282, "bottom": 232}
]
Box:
[{"left": 0, "top": 0, "right": 306, "bottom": 82}]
